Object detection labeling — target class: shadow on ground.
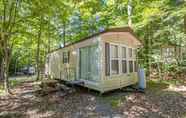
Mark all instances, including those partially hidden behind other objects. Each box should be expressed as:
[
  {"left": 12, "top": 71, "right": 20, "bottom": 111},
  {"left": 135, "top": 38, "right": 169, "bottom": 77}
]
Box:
[{"left": 0, "top": 80, "right": 186, "bottom": 118}]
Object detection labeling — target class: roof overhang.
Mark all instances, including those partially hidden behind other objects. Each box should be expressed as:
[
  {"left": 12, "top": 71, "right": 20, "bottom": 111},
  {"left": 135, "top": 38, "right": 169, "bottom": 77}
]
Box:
[{"left": 49, "top": 27, "right": 142, "bottom": 53}]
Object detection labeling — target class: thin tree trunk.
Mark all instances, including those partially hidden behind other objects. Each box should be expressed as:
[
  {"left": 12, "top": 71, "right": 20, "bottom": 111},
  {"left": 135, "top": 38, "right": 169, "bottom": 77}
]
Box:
[
  {"left": 2, "top": 33, "right": 11, "bottom": 93},
  {"left": 63, "top": 21, "right": 66, "bottom": 47},
  {"left": 47, "top": 21, "right": 51, "bottom": 53},
  {"left": 0, "top": 60, "right": 3, "bottom": 80},
  {"left": 36, "top": 16, "right": 42, "bottom": 80},
  {"left": 144, "top": 25, "right": 150, "bottom": 77},
  {"left": 149, "top": 22, "right": 153, "bottom": 79},
  {"left": 184, "top": 15, "right": 186, "bottom": 33},
  {"left": 3, "top": 53, "right": 10, "bottom": 93},
  {"left": 127, "top": 0, "right": 132, "bottom": 27},
  {"left": 157, "top": 62, "right": 163, "bottom": 82}
]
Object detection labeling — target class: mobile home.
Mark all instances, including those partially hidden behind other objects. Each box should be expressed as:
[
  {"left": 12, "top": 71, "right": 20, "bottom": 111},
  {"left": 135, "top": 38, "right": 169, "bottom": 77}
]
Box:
[{"left": 45, "top": 27, "right": 142, "bottom": 93}]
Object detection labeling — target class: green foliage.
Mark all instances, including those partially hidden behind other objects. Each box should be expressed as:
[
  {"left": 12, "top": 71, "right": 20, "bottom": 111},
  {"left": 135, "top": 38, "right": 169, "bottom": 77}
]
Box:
[
  {"left": 0, "top": 0, "right": 185, "bottom": 77},
  {"left": 102, "top": 95, "right": 126, "bottom": 108}
]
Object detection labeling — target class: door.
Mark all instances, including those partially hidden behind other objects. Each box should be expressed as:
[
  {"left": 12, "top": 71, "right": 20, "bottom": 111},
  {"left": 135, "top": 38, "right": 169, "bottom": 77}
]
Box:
[{"left": 79, "top": 44, "right": 100, "bottom": 81}]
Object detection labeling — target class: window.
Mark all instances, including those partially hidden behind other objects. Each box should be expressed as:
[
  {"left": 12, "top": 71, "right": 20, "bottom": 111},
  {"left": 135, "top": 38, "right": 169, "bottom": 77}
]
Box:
[
  {"left": 134, "top": 61, "right": 138, "bottom": 72},
  {"left": 129, "top": 48, "right": 133, "bottom": 58},
  {"left": 122, "top": 47, "right": 126, "bottom": 58},
  {"left": 121, "top": 47, "right": 127, "bottom": 74},
  {"left": 105, "top": 43, "right": 137, "bottom": 76},
  {"left": 111, "top": 45, "right": 118, "bottom": 58},
  {"left": 80, "top": 44, "right": 99, "bottom": 81},
  {"left": 129, "top": 61, "right": 133, "bottom": 73},
  {"left": 63, "top": 51, "right": 69, "bottom": 64},
  {"left": 111, "top": 60, "right": 119, "bottom": 74},
  {"left": 122, "top": 60, "right": 127, "bottom": 73},
  {"left": 110, "top": 45, "right": 119, "bottom": 74}
]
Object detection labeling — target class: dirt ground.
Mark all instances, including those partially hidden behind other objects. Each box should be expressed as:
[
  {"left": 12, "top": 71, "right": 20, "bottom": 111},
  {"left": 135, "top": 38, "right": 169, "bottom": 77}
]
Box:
[{"left": 0, "top": 80, "right": 186, "bottom": 118}]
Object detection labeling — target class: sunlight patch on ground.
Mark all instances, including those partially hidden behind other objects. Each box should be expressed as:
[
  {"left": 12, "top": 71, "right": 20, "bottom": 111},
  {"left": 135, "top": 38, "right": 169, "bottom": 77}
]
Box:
[
  {"left": 168, "top": 85, "right": 186, "bottom": 92},
  {"left": 0, "top": 90, "right": 5, "bottom": 96},
  {"left": 32, "top": 81, "right": 41, "bottom": 86},
  {"left": 27, "top": 109, "right": 55, "bottom": 118}
]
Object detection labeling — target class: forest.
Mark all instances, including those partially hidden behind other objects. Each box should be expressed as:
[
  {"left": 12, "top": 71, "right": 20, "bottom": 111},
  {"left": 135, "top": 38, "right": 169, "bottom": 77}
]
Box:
[{"left": 0, "top": 0, "right": 186, "bottom": 118}]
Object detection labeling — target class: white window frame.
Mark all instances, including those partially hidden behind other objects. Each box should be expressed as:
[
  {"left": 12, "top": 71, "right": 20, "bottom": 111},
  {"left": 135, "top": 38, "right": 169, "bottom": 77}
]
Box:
[
  {"left": 108, "top": 42, "right": 137, "bottom": 76},
  {"left": 128, "top": 47, "right": 137, "bottom": 73},
  {"left": 121, "top": 45, "right": 128, "bottom": 74},
  {"left": 110, "top": 43, "right": 120, "bottom": 75}
]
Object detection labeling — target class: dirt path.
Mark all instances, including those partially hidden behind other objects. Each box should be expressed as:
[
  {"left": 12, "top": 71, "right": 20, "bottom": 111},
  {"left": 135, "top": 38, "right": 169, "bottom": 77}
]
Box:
[{"left": 0, "top": 80, "right": 186, "bottom": 118}]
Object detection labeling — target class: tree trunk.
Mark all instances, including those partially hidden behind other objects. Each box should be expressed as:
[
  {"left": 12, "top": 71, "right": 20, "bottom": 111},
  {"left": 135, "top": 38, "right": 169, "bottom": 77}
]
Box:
[
  {"left": 47, "top": 21, "right": 51, "bottom": 53},
  {"left": 1, "top": 32, "right": 11, "bottom": 93},
  {"left": 2, "top": 44, "right": 11, "bottom": 93},
  {"left": 36, "top": 15, "right": 43, "bottom": 80},
  {"left": 184, "top": 15, "right": 186, "bottom": 33},
  {"left": 144, "top": 25, "right": 150, "bottom": 77},
  {"left": 0, "top": 61, "right": 3, "bottom": 80},
  {"left": 36, "top": 16, "right": 43, "bottom": 81},
  {"left": 127, "top": 0, "right": 132, "bottom": 27},
  {"left": 63, "top": 21, "right": 66, "bottom": 47},
  {"left": 3, "top": 55, "right": 10, "bottom": 93}
]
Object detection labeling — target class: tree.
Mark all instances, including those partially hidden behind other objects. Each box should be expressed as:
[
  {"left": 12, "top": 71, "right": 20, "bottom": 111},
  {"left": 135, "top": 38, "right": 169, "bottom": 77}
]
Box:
[{"left": 0, "top": 0, "right": 21, "bottom": 93}]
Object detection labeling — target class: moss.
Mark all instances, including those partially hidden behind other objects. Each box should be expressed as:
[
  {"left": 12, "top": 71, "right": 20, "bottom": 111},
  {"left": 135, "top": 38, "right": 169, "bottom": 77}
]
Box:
[
  {"left": 147, "top": 80, "right": 169, "bottom": 91},
  {"left": 110, "top": 98, "right": 121, "bottom": 108},
  {"left": 103, "top": 95, "right": 126, "bottom": 108},
  {"left": 147, "top": 79, "right": 185, "bottom": 95}
]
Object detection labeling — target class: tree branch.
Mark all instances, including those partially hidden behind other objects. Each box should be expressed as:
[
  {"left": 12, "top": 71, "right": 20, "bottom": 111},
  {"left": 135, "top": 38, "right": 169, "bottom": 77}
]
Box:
[
  {"left": 8, "top": 0, "right": 20, "bottom": 34},
  {"left": 6, "top": 1, "right": 15, "bottom": 31},
  {"left": 2, "top": 0, "right": 7, "bottom": 32}
]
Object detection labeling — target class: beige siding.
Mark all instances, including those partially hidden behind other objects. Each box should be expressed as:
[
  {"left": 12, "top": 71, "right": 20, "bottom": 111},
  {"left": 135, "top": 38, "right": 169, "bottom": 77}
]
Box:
[
  {"left": 100, "top": 32, "right": 140, "bottom": 92},
  {"left": 101, "top": 32, "right": 141, "bottom": 48},
  {"left": 47, "top": 36, "right": 101, "bottom": 82},
  {"left": 47, "top": 31, "right": 141, "bottom": 93},
  {"left": 48, "top": 51, "right": 62, "bottom": 79}
]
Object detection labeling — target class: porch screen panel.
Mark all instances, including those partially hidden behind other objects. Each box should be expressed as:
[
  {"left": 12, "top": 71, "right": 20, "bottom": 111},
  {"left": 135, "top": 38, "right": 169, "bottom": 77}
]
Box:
[
  {"left": 89, "top": 45, "right": 100, "bottom": 80},
  {"left": 79, "top": 44, "right": 100, "bottom": 81},
  {"left": 79, "top": 47, "right": 89, "bottom": 80}
]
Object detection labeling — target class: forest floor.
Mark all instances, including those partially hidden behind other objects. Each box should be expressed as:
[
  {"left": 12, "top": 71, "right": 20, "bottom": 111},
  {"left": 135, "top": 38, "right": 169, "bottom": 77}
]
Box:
[{"left": 0, "top": 77, "right": 186, "bottom": 118}]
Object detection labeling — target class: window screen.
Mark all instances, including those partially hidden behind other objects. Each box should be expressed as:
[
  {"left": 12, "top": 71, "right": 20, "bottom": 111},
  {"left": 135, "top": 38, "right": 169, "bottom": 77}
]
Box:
[
  {"left": 122, "top": 47, "right": 126, "bottom": 58},
  {"left": 129, "top": 48, "right": 133, "bottom": 58},
  {"left": 122, "top": 60, "right": 127, "bottom": 73},
  {"left": 129, "top": 60, "right": 133, "bottom": 73},
  {"left": 122, "top": 46, "right": 127, "bottom": 74},
  {"left": 110, "top": 44, "right": 119, "bottom": 75},
  {"left": 79, "top": 44, "right": 100, "bottom": 81},
  {"left": 111, "top": 45, "right": 118, "bottom": 58},
  {"left": 111, "top": 60, "right": 119, "bottom": 74}
]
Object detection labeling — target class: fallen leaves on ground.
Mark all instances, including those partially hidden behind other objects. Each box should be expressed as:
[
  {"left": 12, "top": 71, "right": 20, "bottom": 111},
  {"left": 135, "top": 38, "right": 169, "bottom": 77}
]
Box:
[{"left": 0, "top": 80, "right": 185, "bottom": 118}]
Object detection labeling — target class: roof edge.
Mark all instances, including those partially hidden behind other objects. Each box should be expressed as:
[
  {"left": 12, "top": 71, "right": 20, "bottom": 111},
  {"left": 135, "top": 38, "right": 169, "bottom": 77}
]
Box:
[{"left": 49, "top": 27, "right": 141, "bottom": 54}]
